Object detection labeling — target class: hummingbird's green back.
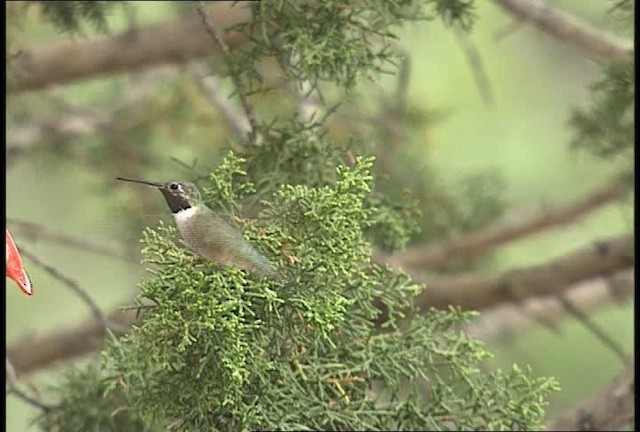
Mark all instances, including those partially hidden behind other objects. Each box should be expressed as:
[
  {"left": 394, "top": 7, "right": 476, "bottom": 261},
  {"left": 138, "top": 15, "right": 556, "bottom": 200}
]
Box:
[{"left": 174, "top": 203, "right": 277, "bottom": 278}]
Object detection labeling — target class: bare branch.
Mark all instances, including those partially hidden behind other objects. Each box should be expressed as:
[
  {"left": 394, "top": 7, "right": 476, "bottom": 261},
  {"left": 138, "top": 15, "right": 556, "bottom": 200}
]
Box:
[
  {"left": 18, "top": 245, "right": 129, "bottom": 334},
  {"left": 386, "top": 180, "right": 630, "bottom": 271},
  {"left": 189, "top": 62, "right": 252, "bottom": 140},
  {"left": 464, "top": 269, "right": 633, "bottom": 341},
  {"left": 492, "top": 0, "right": 633, "bottom": 63},
  {"left": 194, "top": 1, "right": 262, "bottom": 146},
  {"left": 7, "top": 218, "right": 128, "bottom": 260},
  {"left": 7, "top": 307, "right": 137, "bottom": 377},
  {"left": 413, "top": 234, "right": 633, "bottom": 311},
  {"left": 546, "top": 358, "right": 635, "bottom": 431},
  {"left": 9, "top": 3, "right": 254, "bottom": 94},
  {"left": 7, "top": 67, "right": 179, "bottom": 157},
  {"left": 6, "top": 356, "right": 54, "bottom": 411}
]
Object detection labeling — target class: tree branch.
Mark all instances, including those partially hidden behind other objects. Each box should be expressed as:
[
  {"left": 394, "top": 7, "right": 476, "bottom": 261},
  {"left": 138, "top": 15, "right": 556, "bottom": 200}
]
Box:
[
  {"left": 453, "top": 24, "right": 495, "bottom": 106},
  {"left": 6, "top": 356, "right": 54, "bottom": 412},
  {"left": 7, "top": 307, "right": 137, "bottom": 377},
  {"left": 414, "top": 234, "right": 633, "bottom": 311},
  {"left": 7, "top": 66, "right": 178, "bottom": 158},
  {"left": 194, "top": 1, "right": 262, "bottom": 146},
  {"left": 386, "top": 180, "right": 630, "bottom": 271},
  {"left": 463, "top": 269, "right": 633, "bottom": 341},
  {"left": 189, "top": 62, "right": 252, "bottom": 141},
  {"left": 493, "top": 0, "right": 633, "bottom": 63},
  {"left": 546, "top": 358, "right": 635, "bottom": 431},
  {"left": 18, "top": 245, "right": 129, "bottom": 334},
  {"left": 7, "top": 218, "right": 128, "bottom": 260},
  {"left": 9, "top": 3, "right": 254, "bottom": 94}
]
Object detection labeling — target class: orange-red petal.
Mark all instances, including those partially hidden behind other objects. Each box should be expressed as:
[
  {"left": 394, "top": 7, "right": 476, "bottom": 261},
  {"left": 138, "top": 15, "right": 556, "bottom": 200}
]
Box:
[{"left": 6, "top": 229, "right": 33, "bottom": 296}]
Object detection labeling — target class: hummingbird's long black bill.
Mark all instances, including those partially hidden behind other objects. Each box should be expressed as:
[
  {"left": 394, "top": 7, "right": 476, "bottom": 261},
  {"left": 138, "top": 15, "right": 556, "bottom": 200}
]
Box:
[{"left": 116, "top": 177, "right": 164, "bottom": 187}]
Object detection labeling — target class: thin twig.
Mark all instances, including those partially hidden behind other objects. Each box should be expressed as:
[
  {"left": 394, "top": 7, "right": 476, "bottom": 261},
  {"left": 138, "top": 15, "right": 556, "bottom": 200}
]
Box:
[
  {"left": 18, "top": 245, "right": 129, "bottom": 334},
  {"left": 6, "top": 356, "right": 54, "bottom": 411},
  {"left": 556, "top": 293, "right": 628, "bottom": 364},
  {"left": 7, "top": 218, "right": 128, "bottom": 260},
  {"left": 493, "top": 0, "right": 633, "bottom": 63},
  {"left": 189, "top": 62, "right": 252, "bottom": 140},
  {"left": 194, "top": 1, "right": 262, "bottom": 146},
  {"left": 453, "top": 25, "right": 495, "bottom": 106}
]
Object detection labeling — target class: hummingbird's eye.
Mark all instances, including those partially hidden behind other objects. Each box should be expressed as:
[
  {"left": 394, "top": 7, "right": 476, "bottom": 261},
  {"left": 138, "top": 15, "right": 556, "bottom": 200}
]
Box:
[{"left": 169, "top": 182, "right": 180, "bottom": 191}]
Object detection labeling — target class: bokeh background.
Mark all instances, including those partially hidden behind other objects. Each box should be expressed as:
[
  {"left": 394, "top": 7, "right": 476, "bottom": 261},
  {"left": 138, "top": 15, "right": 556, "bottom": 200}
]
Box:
[{"left": 7, "top": 1, "right": 633, "bottom": 430}]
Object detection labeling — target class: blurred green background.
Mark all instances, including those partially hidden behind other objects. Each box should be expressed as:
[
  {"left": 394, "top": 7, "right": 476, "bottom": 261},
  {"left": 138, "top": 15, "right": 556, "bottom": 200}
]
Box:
[{"left": 6, "top": 1, "right": 633, "bottom": 430}]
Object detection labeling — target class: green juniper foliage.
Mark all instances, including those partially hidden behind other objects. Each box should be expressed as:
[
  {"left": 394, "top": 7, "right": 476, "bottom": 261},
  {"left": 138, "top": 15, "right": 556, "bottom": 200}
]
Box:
[
  {"left": 38, "top": 364, "right": 149, "bottom": 431},
  {"left": 569, "top": 62, "right": 634, "bottom": 160},
  {"left": 225, "top": 0, "right": 477, "bottom": 90},
  {"left": 39, "top": 155, "right": 558, "bottom": 431},
  {"left": 569, "top": 0, "right": 633, "bottom": 166},
  {"left": 28, "top": 1, "right": 561, "bottom": 430},
  {"left": 28, "top": 1, "right": 123, "bottom": 35}
]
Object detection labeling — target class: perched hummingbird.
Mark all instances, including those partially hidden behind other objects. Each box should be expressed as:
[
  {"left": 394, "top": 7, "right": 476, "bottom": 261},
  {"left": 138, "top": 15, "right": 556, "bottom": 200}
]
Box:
[{"left": 116, "top": 177, "right": 278, "bottom": 278}]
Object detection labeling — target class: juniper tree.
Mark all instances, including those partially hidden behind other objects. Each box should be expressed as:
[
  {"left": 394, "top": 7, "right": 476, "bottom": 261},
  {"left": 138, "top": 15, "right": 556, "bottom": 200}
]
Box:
[
  {"left": 39, "top": 154, "right": 558, "bottom": 431},
  {"left": 7, "top": 1, "right": 571, "bottom": 430}
]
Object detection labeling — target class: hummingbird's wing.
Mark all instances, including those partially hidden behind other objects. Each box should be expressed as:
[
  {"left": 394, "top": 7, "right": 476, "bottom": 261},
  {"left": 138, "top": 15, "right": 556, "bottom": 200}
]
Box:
[{"left": 194, "top": 206, "right": 277, "bottom": 278}]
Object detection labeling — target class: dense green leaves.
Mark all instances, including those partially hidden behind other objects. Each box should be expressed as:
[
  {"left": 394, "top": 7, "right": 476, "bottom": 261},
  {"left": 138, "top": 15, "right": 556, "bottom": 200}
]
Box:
[
  {"left": 40, "top": 155, "right": 557, "bottom": 431},
  {"left": 569, "top": 62, "right": 634, "bottom": 160}
]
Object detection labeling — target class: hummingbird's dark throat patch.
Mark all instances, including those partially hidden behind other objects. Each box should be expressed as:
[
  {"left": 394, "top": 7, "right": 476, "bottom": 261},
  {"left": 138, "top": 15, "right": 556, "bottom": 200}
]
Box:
[{"left": 159, "top": 189, "right": 192, "bottom": 213}]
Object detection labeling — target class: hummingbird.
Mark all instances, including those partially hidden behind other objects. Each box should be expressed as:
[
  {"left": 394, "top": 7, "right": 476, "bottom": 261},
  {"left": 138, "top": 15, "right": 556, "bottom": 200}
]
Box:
[{"left": 116, "top": 177, "right": 278, "bottom": 278}]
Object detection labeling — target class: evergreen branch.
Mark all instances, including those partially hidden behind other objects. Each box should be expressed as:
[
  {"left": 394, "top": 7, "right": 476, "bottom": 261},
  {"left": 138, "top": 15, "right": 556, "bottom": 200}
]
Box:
[
  {"left": 7, "top": 307, "right": 137, "bottom": 376},
  {"left": 294, "top": 79, "right": 323, "bottom": 128},
  {"left": 5, "top": 356, "right": 54, "bottom": 412},
  {"left": 254, "top": 60, "right": 324, "bottom": 134},
  {"left": 546, "top": 358, "right": 634, "bottom": 431},
  {"left": 194, "top": 1, "right": 262, "bottom": 146},
  {"left": 189, "top": 62, "right": 252, "bottom": 140},
  {"left": 492, "top": 0, "right": 633, "bottom": 63},
  {"left": 8, "top": 3, "right": 253, "bottom": 94},
  {"left": 413, "top": 234, "right": 633, "bottom": 311},
  {"left": 463, "top": 269, "right": 633, "bottom": 341},
  {"left": 385, "top": 180, "right": 630, "bottom": 271},
  {"left": 287, "top": 53, "right": 325, "bottom": 133},
  {"left": 7, "top": 218, "right": 128, "bottom": 260},
  {"left": 17, "top": 246, "right": 129, "bottom": 334}
]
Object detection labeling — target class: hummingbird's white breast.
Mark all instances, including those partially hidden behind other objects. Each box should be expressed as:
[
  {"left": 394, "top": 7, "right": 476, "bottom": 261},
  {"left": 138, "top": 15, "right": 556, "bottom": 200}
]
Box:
[{"left": 172, "top": 206, "right": 199, "bottom": 225}]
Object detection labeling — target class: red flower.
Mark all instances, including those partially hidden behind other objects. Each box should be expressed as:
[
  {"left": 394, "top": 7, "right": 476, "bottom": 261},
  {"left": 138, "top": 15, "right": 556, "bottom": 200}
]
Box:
[{"left": 6, "top": 229, "right": 33, "bottom": 296}]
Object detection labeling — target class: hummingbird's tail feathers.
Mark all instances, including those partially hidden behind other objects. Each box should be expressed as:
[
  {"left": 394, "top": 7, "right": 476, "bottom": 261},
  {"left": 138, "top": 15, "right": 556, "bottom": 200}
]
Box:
[{"left": 233, "top": 242, "right": 279, "bottom": 279}]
